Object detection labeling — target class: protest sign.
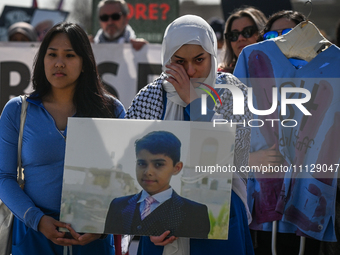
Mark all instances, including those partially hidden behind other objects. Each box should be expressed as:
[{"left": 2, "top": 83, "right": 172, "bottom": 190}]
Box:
[
  {"left": 126, "top": 0, "right": 179, "bottom": 43},
  {"left": 60, "top": 119, "right": 235, "bottom": 239},
  {"left": 0, "top": 42, "right": 162, "bottom": 111}
]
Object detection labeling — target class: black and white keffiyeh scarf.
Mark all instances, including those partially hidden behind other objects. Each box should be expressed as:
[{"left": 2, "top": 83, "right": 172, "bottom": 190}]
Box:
[
  {"left": 125, "top": 15, "right": 253, "bottom": 253},
  {"left": 126, "top": 72, "right": 252, "bottom": 215}
]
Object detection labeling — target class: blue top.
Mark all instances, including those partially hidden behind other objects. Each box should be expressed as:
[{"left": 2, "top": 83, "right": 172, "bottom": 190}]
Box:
[
  {"left": 137, "top": 94, "right": 254, "bottom": 254},
  {"left": 126, "top": 72, "right": 254, "bottom": 255},
  {"left": 234, "top": 40, "right": 340, "bottom": 241},
  {"left": 0, "top": 95, "right": 125, "bottom": 232}
]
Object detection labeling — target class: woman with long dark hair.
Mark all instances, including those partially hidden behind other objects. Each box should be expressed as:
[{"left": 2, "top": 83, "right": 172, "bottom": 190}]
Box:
[
  {"left": 218, "top": 6, "right": 267, "bottom": 73},
  {"left": 0, "top": 22, "right": 125, "bottom": 254}
]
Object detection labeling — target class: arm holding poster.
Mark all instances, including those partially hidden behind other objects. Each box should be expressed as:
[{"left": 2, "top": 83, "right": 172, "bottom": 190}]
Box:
[
  {"left": 125, "top": 14, "right": 253, "bottom": 255},
  {"left": 0, "top": 22, "right": 125, "bottom": 254},
  {"left": 104, "top": 131, "right": 210, "bottom": 238}
]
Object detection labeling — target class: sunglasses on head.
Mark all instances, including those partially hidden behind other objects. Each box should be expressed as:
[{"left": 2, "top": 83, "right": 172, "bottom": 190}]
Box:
[
  {"left": 99, "top": 12, "right": 123, "bottom": 22},
  {"left": 263, "top": 28, "right": 292, "bottom": 40},
  {"left": 225, "top": 26, "right": 258, "bottom": 42}
]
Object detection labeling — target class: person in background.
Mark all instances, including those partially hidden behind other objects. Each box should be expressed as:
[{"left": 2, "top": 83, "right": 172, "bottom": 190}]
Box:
[
  {"left": 208, "top": 17, "right": 225, "bottom": 66},
  {"left": 35, "top": 20, "right": 54, "bottom": 42},
  {"left": 248, "top": 9, "right": 306, "bottom": 173},
  {"left": 218, "top": 6, "right": 267, "bottom": 73},
  {"left": 0, "top": 22, "right": 125, "bottom": 255},
  {"left": 248, "top": 10, "right": 307, "bottom": 173},
  {"left": 126, "top": 14, "right": 253, "bottom": 255},
  {"left": 209, "top": 17, "right": 225, "bottom": 50},
  {"left": 240, "top": 10, "right": 324, "bottom": 255},
  {"left": 7, "top": 21, "right": 37, "bottom": 42},
  {"left": 94, "top": 0, "right": 148, "bottom": 50},
  {"left": 260, "top": 10, "right": 306, "bottom": 41},
  {"left": 319, "top": 14, "right": 340, "bottom": 243}
]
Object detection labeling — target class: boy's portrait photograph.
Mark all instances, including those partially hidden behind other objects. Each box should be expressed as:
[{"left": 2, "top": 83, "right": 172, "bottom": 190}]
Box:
[
  {"left": 60, "top": 119, "right": 236, "bottom": 239},
  {"left": 104, "top": 130, "right": 210, "bottom": 238}
]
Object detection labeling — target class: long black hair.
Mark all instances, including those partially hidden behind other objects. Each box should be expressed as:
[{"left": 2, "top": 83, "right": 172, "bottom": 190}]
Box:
[{"left": 32, "top": 22, "right": 117, "bottom": 118}]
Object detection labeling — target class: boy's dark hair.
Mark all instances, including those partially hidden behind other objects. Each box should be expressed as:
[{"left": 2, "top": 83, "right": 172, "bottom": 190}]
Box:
[{"left": 135, "top": 131, "right": 181, "bottom": 165}]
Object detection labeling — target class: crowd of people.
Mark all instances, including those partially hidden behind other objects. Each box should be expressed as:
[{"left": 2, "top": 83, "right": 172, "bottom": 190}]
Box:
[
  {"left": 6, "top": 0, "right": 148, "bottom": 51},
  {"left": 0, "top": 0, "right": 339, "bottom": 255}
]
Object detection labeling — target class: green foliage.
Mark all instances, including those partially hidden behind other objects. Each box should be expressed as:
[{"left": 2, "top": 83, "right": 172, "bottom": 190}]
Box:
[{"left": 208, "top": 201, "right": 230, "bottom": 239}]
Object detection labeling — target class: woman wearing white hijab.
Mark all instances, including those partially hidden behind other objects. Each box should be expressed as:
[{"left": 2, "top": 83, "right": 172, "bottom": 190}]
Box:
[{"left": 126, "top": 15, "right": 254, "bottom": 255}]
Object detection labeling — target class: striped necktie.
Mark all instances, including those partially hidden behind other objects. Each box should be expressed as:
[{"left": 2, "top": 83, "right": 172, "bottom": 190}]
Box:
[{"left": 141, "top": 196, "right": 156, "bottom": 220}]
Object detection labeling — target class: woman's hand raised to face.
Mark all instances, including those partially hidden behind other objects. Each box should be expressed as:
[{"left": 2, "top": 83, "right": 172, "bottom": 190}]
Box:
[
  {"left": 165, "top": 44, "right": 212, "bottom": 105},
  {"left": 165, "top": 63, "right": 199, "bottom": 105}
]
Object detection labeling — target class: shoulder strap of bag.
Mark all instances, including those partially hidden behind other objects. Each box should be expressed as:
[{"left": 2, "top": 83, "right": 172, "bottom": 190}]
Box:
[{"left": 17, "top": 95, "right": 28, "bottom": 187}]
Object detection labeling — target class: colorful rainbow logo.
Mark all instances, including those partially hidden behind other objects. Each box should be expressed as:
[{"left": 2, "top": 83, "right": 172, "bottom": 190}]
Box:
[{"left": 196, "top": 82, "right": 223, "bottom": 107}]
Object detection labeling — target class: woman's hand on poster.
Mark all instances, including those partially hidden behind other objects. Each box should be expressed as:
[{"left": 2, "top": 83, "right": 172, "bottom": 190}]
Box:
[
  {"left": 56, "top": 224, "right": 102, "bottom": 246},
  {"left": 150, "top": 230, "right": 177, "bottom": 246},
  {"left": 38, "top": 215, "right": 101, "bottom": 246},
  {"left": 38, "top": 215, "right": 70, "bottom": 245},
  {"left": 165, "top": 63, "right": 198, "bottom": 104},
  {"left": 249, "top": 144, "right": 284, "bottom": 171}
]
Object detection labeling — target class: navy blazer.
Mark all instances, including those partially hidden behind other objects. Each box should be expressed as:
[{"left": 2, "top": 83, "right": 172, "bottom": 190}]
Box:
[{"left": 104, "top": 190, "right": 210, "bottom": 238}]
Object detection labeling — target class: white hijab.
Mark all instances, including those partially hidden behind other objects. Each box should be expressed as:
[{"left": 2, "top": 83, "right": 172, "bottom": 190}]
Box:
[
  {"left": 161, "top": 15, "right": 218, "bottom": 120},
  {"left": 161, "top": 15, "right": 218, "bottom": 255}
]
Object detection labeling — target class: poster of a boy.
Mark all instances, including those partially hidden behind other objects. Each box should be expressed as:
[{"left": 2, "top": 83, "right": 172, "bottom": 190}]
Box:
[{"left": 104, "top": 131, "right": 210, "bottom": 238}]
